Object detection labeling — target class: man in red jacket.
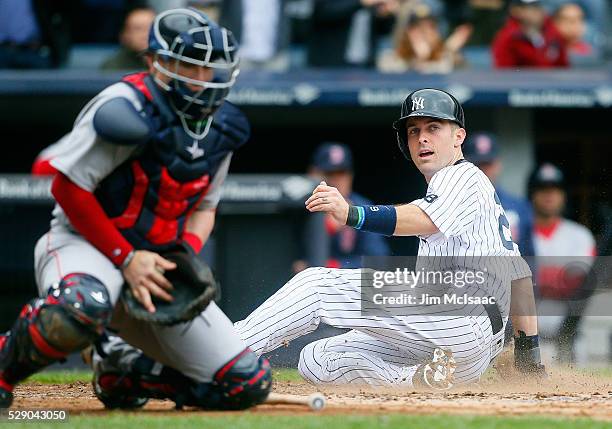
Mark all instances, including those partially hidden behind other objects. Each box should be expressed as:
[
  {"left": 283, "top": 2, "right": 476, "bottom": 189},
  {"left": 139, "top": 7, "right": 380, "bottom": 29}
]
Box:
[{"left": 492, "top": 0, "right": 568, "bottom": 68}]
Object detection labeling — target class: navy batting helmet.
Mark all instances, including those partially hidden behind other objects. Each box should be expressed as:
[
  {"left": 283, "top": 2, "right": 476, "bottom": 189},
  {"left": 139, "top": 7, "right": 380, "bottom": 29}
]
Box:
[
  {"left": 148, "top": 8, "right": 239, "bottom": 138},
  {"left": 392, "top": 88, "right": 465, "bottom": 160}
]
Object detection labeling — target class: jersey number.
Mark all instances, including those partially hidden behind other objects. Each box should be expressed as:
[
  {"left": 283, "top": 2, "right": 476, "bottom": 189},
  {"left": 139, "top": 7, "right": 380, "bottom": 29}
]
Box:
[{"left": 494, "top": 192, "right": 514, "bottom": 251}]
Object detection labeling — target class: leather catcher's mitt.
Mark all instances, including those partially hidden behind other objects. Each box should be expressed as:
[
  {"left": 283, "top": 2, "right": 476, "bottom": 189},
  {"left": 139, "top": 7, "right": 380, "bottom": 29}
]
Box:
[{"left": 121, "top": 250, "right": 218, "bottom": 326}]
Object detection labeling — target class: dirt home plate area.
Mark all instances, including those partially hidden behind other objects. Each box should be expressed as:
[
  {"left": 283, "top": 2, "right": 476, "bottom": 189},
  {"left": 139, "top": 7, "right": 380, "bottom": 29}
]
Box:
[{"left": 10, "top": 364, "right": 612, "bottom": 422}]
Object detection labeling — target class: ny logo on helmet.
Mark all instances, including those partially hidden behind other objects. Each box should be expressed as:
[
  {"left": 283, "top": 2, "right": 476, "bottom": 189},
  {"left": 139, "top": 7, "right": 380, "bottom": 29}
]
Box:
[{"left": 412, "top": 97, "right": 425, "bottom": 111}]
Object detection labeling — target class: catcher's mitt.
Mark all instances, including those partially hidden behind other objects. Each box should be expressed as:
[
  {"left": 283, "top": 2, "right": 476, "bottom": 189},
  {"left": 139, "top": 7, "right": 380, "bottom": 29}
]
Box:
[{"left": 121, "top": 250, "right": 218, "bottom": 326}]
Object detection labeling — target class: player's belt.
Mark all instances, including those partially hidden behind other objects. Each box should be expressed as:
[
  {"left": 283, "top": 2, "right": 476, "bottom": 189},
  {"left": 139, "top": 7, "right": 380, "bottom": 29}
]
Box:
[{"left": 483, "top": 302, "right": 503, "bottom": 335}]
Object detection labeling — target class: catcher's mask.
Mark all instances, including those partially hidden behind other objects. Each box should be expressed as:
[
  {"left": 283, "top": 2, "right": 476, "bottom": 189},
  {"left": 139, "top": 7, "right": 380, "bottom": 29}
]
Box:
[{"left": 148, "top": 8, "right": 239, "bottom": 139}]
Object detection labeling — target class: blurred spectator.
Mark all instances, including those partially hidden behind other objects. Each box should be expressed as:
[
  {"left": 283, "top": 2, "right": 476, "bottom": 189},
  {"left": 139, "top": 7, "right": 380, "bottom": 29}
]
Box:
[
  {"left": 529, "top": 163, "right": 596, "bottom": 362},
  {"left": 377, "top": 0, "right": 472, "bottom": 73},
  {"left": 148, "top": 0, "right": 189, "bottom": 13},
  {"left": 237, "top": 0, "right": 285, "bottom": 69},
  {"left": 73, "top": 0, "right": 146, "bottom": 44},
  {"left": 492, "top": 0, "right": 569, "bottom": 68},
  {"left": 552, "top": 2, "right": 600, "bottom": 66},
  {"left": 0, "top": 0, "right": 75, "bottom": 69},
  {"left": 101, "top": 7, "right": 155, "bottom": 70},
  {"left": 464, "top": 132, "right": 535, "bottom": 257},
  {"left": 220, "top": 0, "right": 291, "bottom": 70},
  {"left": 149, "top": 0, "right": 222, "bottom": 21},
  {"left": 293, "top": 143, "right": 390, "bottom": 273},
  {"left": 458, "top": 0, "right": 507, "bottom": 46},
  {"left": 307, "top": 0, "right": 399, "bottom": 68},
  {"left": 546, "top": 0, "right": 611, "bottom": 58}
]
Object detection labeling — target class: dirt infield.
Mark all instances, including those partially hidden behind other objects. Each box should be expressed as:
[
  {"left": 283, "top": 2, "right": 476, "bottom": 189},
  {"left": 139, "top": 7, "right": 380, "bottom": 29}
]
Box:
[{"left": 12, "top": 365, "right": 612, "bottom": 421}]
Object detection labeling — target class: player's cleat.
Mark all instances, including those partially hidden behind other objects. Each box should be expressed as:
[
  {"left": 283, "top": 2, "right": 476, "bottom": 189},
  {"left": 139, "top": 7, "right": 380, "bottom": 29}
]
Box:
[{"left": 413, "top": 348, "right": 457, "bottom": 390}]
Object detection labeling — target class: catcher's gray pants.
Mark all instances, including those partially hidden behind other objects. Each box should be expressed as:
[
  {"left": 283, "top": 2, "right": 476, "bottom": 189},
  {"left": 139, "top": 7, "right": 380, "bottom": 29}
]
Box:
[{"left": 34, "top": 226, "right": 245, "bottom": 383}]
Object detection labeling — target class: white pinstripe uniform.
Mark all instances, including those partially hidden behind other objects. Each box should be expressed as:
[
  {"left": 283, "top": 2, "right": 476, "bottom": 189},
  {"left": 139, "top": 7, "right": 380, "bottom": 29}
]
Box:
[{"left": 234, "top": 160, "right": 532, "bottom": 386}]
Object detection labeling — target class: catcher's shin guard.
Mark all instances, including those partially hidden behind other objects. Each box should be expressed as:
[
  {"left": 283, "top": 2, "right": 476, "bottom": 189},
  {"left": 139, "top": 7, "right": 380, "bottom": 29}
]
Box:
[
  {"left": 89, "top": 334, "right": 180, "bottom": 409},
  {"left": 91, "top": 345, "right": 271, "bottom": 411},
  {"left": 0, "top": 274, "right": 112, "bottom": 408},
  {"left": 191, "top": 348, "right": 272, "bottom": 410}
]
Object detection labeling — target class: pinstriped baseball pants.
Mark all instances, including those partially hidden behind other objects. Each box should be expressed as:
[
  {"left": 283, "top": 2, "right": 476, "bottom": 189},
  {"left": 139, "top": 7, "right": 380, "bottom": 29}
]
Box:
[{"left": 234, "top": 267, "right": 504, "bottom": 386}]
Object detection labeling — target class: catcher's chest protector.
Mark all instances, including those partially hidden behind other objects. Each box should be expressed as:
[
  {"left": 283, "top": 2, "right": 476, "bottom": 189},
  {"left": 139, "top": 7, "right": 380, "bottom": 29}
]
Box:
[{"left": 94, "top": 73, "right": 249, "bottom": 251}]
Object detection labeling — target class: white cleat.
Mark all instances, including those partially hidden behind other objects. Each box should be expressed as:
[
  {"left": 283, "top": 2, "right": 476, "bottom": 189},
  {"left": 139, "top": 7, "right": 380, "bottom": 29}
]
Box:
[{"left": 415, "top": 348, "right": 457, "bottom": 390}]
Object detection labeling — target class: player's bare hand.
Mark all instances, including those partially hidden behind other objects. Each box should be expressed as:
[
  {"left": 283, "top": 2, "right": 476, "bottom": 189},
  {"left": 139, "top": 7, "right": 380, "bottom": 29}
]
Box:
[
  {"left": 305, "top": 181, "right": 350, "bottom": 225},
  {"left": 121, "top": 250, "right": 177, "bottom": 313}
]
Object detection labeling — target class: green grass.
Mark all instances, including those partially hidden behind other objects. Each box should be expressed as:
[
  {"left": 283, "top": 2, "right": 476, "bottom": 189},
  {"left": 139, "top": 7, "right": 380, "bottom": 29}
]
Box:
[
  {"left": 25, "top": 370, "right": 93, "bottom": 385},
  {"left": 272, "top": 367, "right": 303, "bottom": 382},
  {"left": 25, "top": 368, "right": 304, "bottom": 385},
  {"left": 3, "top": 414, "right": 610, "bottom": 429}
]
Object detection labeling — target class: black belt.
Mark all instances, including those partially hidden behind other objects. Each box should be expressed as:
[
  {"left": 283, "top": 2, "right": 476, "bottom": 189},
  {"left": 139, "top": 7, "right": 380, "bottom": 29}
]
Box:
[{"left": 483, "top": 302, "right": 503, "bottom": 335}]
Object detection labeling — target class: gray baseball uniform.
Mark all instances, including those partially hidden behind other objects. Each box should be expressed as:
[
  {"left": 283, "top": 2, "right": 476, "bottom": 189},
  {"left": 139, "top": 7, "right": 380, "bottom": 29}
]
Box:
[{"left": 34, "top": 82, "right": 244, "bottom": 383}]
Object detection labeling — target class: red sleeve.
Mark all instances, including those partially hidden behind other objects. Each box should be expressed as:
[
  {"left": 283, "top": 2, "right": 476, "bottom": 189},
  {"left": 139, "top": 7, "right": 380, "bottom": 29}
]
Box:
[
  {"left": 181, "top": 231, "right": 203, "bottom": 254},
  {"left": 51, "top": 173, "right": 134, "bottom": 267},
  {"left": 31, "top": 157, "right": 58, "bottom": 176}
]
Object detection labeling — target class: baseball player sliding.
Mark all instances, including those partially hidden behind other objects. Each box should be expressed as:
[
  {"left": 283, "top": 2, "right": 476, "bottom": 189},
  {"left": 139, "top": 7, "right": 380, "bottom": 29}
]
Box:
[
  {"left": 234, "top": 89, "right": 545, "bottom": 388},
  {"left": 0, "top": 8, "right": 271, "bottom": 409},
  {"left": 82, "top": 89, "right": 545, "bottom": 400}
]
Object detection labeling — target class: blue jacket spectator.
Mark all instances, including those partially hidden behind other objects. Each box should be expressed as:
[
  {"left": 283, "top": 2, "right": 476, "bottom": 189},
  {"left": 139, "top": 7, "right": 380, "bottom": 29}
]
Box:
[
  {"left": 307, "top": 0, "right": 398, "bottom": 68},
  {"left": 0, "top": 0, "right": 75, "bottom": 68},
  {"left": 295, "top": 143, "right": 390, "bottom": 272}
]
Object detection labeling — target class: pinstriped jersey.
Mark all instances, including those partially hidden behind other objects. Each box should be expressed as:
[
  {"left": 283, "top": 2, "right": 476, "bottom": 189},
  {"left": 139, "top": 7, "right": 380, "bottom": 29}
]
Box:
[{"left": 410, "top": 160, "right": 532, "bottom": 315}]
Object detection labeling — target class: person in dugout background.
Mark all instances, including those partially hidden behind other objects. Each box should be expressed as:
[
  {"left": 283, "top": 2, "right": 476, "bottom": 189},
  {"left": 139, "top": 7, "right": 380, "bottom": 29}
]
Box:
[
  {"left": 529, "top": 163, "right": 596, "bottom": 363},
  {"left": 292, "top": 142, "right": 390, "bottom": 274}
]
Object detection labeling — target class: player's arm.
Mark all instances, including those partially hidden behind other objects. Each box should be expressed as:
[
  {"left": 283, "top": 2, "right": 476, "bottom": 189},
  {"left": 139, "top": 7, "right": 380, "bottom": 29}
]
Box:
[
  {"left": 182, "top": 208, "right": 216, "bottom": 254},
  {"left": 510, "top": 276, "right": 546, "bottom": 376},
  {"left": 510, "top": 276, "right": 538, "bottom": 336},
  {"left": 305, "top": 182, "right": 438, "bottom": 237},
  {"left": 392, "top": 204, "right": 438, "bottom": 236},
  {"left": 182, "top": 153, "right": 233, "bottom": 253},
  {"left": 52, "top": 173, "right": 176, "bottom": 313}
]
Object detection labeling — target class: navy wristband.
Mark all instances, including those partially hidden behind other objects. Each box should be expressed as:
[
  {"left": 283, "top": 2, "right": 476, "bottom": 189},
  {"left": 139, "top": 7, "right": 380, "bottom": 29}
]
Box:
[{"left": 348, "top": 205, "right": 397, "bottom": 236}]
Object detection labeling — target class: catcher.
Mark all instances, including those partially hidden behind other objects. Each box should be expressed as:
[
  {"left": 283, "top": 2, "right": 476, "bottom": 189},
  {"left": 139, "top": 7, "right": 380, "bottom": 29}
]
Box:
[{"left": 0, "top": 8, "right": 271, "bottom": 409}]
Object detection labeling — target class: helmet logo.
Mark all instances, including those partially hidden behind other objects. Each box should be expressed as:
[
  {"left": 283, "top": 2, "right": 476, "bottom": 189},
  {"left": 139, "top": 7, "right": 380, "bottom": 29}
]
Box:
[
  {"left": 412, "top": 97, "right": 425, "bottom": 111},
  {"left": 329, "top": 145, "right": 345, "bottom": 165},
  {"left": 539, "top": 164, "right": 559, "bottom": 181},
  {"left": 476, "top": 135, "right": 492, "bottom": 154},
  {"left": 90, "top": 291, "right": 107, "bottom": 304}
]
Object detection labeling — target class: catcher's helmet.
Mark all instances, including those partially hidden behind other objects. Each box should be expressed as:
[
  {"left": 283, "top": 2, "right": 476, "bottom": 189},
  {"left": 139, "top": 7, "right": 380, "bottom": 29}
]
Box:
[
  {"left": 148, "top": 8, "right": 239, "bottom": 138},
  {"left": 392, "top": 88, "right": 465, "bottom": 160}
]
